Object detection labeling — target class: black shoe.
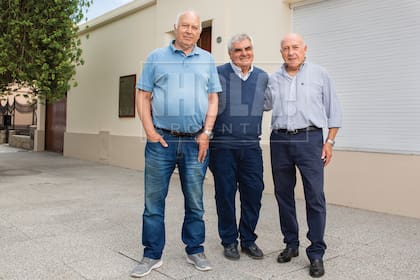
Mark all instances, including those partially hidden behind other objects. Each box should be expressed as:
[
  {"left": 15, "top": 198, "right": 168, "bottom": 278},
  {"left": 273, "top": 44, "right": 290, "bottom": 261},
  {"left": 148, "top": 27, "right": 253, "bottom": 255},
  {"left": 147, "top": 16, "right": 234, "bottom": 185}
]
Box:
[
  {"left": 223, "top": 243, "right": 240, "bottom": 260},
  {"left": 241, "top": 244, "right": 264, "bottom": 259},
  {"left": 277, "top": 247, "right": 299, "bottom": 263},
  {"left": 309, "top": 259, "right": 325, "bottom": 278}
]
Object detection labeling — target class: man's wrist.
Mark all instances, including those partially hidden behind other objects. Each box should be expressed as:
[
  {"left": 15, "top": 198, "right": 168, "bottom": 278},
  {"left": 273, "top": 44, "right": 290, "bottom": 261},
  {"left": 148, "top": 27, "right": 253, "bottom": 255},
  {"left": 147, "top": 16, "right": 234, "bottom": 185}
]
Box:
[
  {"left": 326, "top": 138, "right": 335, "bottom": 146},
  {"left": 202, "top": 129, "right": 213, "bottom": 139}
]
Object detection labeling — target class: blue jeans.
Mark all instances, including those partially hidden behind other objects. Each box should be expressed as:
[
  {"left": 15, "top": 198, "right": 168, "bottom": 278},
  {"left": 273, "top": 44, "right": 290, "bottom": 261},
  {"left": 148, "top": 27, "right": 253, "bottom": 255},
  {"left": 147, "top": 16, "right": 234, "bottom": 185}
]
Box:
[
  {"left": 142, "top": 130, "right": 208, "bottom": 259},
  {"left": 270, "top": 129, "right": 327, "bottom": 261},
  {"left": 209, "top": 146, "right": 264, "bottom": 248}
]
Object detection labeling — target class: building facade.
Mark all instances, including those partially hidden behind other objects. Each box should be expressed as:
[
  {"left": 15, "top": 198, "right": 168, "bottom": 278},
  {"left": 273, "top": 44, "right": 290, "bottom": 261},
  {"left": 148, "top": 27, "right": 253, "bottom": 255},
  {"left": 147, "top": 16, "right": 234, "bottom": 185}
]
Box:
[{"left": 57, "top": 0, "right": 420, "bottom": 218}]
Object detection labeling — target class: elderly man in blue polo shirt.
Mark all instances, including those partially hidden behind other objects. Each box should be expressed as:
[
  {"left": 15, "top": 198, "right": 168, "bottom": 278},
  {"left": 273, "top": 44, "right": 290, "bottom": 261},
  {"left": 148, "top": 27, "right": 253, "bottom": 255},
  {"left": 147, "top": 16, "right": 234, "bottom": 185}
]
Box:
[
  {"left": 265, "top": 33, "right": 342, "bottom": 278},
  {"left": 130, "top": 10, "right": 221, "bottom": 278}
]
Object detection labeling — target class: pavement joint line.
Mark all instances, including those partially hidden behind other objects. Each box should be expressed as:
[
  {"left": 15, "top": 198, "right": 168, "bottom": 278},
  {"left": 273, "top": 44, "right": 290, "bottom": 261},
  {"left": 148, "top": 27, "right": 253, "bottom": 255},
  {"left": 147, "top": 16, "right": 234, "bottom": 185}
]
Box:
[
  {"left": 118, "top": 251, "right": 178, "bottom": 280},
  {"left": 117, "top": 250, "right": 139, "bottom": 263},
  {"left": 2, "top": 144, "right": 420, "bottom": 279}
]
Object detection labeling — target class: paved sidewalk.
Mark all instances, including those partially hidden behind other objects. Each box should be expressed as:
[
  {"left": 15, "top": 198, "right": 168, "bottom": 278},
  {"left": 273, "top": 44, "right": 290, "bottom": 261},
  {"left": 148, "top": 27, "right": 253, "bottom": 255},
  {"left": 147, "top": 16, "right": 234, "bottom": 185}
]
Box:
[{"left": 1, "top": 144, "right": 419, "bottom": 280}]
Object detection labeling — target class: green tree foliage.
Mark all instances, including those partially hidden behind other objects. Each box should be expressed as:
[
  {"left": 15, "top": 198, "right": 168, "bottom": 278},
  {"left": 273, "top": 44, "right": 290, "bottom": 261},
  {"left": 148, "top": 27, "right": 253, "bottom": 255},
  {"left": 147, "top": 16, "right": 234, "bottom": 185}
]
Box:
[{"left": 0, "top": 0, "right": 92, "bottom": 102}]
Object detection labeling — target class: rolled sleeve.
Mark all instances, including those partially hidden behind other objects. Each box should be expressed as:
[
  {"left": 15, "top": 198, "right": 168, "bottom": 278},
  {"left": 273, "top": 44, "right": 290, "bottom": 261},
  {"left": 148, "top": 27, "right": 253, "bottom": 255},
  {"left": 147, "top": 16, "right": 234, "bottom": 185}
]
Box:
[
  {"left": 136, "top": 54, "right": 155, "bottom": 92},
  {"left": 322, "top": 71, "right": 342, "bottom": 128}
]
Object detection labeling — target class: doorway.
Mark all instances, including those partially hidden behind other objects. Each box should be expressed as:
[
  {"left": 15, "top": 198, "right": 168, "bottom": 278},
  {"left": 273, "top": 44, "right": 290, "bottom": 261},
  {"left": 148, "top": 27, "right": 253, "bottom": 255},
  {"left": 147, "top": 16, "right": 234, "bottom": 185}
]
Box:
[{"left": 45, "top": 97, "right": 66, "bottom": 153}]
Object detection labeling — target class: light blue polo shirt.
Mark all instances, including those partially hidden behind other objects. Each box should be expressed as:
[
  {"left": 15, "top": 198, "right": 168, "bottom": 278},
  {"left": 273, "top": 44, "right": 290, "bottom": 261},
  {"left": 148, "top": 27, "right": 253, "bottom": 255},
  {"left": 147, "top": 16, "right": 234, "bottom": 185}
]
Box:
[{"left": 137, "top": 41, "right": 222, "bottom": 133}]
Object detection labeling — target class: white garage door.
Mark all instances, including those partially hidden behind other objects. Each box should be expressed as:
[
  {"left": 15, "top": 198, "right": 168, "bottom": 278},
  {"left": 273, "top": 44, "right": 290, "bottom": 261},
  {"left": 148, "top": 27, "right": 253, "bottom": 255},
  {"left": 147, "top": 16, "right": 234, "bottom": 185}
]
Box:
[{"left": 292, "top": 0, "right": 420, "bottom": 154}]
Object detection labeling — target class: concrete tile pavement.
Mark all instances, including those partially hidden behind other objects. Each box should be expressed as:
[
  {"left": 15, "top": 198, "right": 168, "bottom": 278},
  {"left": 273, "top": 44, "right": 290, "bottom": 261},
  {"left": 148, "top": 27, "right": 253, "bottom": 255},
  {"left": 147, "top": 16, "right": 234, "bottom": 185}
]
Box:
[{"left": 1, "top": 144, "right": 419, "bottom": 279}]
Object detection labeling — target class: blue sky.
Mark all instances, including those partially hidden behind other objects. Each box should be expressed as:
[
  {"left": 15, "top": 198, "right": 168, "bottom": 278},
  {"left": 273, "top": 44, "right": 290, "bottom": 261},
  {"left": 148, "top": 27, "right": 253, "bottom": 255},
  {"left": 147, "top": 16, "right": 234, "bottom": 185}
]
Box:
[{"left": 85, "top": 0, "right": 134, "bottom": 21}]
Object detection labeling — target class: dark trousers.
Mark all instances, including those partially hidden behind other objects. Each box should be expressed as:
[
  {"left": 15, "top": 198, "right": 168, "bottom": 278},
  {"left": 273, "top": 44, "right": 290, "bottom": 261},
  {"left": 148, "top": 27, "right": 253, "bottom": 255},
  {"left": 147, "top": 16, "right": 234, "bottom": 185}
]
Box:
[
  {"left": 270, "top": 129, "right": 327, "bottom": 261},
  {"left": 209, "top": 146, "right": 264, "bottom": 248}
]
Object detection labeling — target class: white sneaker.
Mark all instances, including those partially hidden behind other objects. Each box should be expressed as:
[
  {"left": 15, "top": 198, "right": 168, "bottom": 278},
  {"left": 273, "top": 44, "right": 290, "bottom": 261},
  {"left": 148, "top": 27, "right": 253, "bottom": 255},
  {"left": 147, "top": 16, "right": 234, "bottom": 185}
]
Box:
[
  {"left": 130, "top": 257, "right": 162, "bottom": 278},
  {"left": 186, "top": 252, "right": 212, "bottom": 271}
]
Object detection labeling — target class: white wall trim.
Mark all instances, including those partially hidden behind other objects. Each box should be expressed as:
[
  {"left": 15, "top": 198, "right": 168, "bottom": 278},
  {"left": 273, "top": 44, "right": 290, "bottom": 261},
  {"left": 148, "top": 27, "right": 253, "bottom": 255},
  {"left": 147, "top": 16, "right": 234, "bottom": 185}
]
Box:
[
  {"left": 284, "top": 0, "right": 327, "bottom": 8},
  {"left": 78, "top": 0, "right": 156, "bottom": 35}
]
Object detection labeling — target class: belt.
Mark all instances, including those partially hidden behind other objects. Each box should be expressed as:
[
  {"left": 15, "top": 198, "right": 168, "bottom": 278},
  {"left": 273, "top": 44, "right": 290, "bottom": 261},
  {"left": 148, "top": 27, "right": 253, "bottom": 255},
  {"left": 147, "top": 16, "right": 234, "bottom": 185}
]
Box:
[
  {"left": 274, "top": 126, "right": 321, "bottom": 135},
  {"left": 155, "top": 126, "right": 201, "bottom": 137}
]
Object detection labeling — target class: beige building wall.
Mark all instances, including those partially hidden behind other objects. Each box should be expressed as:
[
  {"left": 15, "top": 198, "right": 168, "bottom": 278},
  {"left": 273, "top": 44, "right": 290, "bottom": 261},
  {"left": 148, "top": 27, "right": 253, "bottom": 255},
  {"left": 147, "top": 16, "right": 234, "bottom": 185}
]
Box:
[
  {"left": 64, "top": 0, "right": 420, "bottom": 219},
  {"left": 324, "top": 151, "right": 420, "bottom": 219},
  {"left": 65, "top": 0, "right": 291, "bottom": 170},
  {"left": 65, "top": 0, "right": 157, "bottom": 168}
]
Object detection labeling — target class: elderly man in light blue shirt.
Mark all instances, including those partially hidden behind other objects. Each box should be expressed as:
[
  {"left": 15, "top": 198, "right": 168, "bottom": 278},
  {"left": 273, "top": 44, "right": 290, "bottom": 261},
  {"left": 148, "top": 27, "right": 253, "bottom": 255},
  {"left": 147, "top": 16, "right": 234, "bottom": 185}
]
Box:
[
  {"left": 131, "top": 10, "right": 221, "bottom": 278},
  {"left": 265, "top": 33, "right": 342, "bottom": 278}
]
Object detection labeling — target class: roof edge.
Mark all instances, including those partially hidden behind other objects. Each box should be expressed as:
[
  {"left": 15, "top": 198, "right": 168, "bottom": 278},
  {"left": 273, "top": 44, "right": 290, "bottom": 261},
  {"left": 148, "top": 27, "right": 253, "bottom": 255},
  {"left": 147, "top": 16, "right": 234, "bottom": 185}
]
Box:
[{"left": 78, "top": 0, "right": 156, "bottom": 35}]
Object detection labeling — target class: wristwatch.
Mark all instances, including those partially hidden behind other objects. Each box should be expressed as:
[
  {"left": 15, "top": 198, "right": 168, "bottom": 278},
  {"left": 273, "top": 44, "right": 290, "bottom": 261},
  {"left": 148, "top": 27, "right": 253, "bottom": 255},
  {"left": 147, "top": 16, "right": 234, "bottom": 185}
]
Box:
[
  {"left": 203, "top": 129, "right": 213, "bottom": 140},
  {"left": 326, "top": 139, "right": 335, "bottom": 146}
]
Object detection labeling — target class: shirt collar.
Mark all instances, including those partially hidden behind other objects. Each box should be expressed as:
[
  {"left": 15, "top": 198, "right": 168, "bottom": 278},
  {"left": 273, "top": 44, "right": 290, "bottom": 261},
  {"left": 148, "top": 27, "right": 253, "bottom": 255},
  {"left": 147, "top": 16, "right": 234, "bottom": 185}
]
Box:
[
  {"left": 281, "top": 59, "right": 307, "bottom": 77},
  {"left": 230, "top": 61, "right": 254, "bottom": 81},
  {"left": 170, "top": 40, "right": 199, "bottom": 56}
]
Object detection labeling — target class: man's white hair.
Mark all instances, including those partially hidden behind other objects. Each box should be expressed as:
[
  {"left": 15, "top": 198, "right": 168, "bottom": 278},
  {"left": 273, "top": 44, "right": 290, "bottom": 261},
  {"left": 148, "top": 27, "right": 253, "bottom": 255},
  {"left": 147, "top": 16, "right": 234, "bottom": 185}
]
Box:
[
  {"left": 175, "top": 9, "right": 202, "bottom": 31},
  {"left": 228, "top": 33, "right": 254, "bottom": 52}
]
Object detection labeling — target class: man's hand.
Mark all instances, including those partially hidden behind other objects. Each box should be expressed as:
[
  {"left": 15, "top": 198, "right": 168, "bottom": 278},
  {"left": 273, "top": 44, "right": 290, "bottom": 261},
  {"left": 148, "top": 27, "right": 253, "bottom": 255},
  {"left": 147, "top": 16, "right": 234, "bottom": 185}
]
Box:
[
  {"left": 147, "top": 131, "right": 168, "bottom": 148},
  {"left": 322, "top": 128, "right": 339, "bottom": 166},
  {"left": 321, "top": 143, "right": 333, "bottom": 166},
  {"left": 196, "top": 133, "right": 210, "bottom": 163}
]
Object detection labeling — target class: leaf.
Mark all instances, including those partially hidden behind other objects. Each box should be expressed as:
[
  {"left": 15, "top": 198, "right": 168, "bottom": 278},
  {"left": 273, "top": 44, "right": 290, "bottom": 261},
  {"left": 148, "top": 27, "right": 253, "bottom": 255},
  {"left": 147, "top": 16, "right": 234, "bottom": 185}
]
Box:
[{"left": 0, "top": 0, "right": 93, "bottom": 102}]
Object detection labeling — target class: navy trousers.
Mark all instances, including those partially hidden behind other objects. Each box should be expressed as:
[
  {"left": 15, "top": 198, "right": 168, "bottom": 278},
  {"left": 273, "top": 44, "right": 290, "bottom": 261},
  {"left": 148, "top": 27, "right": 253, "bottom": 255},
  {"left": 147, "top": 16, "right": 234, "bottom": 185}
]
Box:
[
  {"left": 209, "top": 146, "right": 264, "bottom": 248},
  {"left": 270, "top": 129, "right": 327, "bottom": 261}
]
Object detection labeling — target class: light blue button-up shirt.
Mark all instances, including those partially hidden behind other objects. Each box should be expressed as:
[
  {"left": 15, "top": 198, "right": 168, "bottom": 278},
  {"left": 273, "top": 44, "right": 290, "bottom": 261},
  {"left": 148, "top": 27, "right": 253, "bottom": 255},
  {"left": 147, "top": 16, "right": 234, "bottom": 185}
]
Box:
[
  {"left": 229, "top": 61, "right": 254, "bottom": 81},
  {"left": 137, "top": 41, "right": 222, "bottom": 133},
  {"left": 264, "top": 61, "right": 342, "bottom": 130}
]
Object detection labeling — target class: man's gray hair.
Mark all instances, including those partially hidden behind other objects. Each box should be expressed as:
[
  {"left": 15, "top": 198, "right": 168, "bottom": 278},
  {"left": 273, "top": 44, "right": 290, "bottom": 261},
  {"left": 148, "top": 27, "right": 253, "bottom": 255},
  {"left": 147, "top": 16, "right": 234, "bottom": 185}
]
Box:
[
  {"left": 175, "top": 10, "right": 202, "bottom": 31},
  {"left": 228, "top": 33, "right": 254, "bottom": 52}
]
